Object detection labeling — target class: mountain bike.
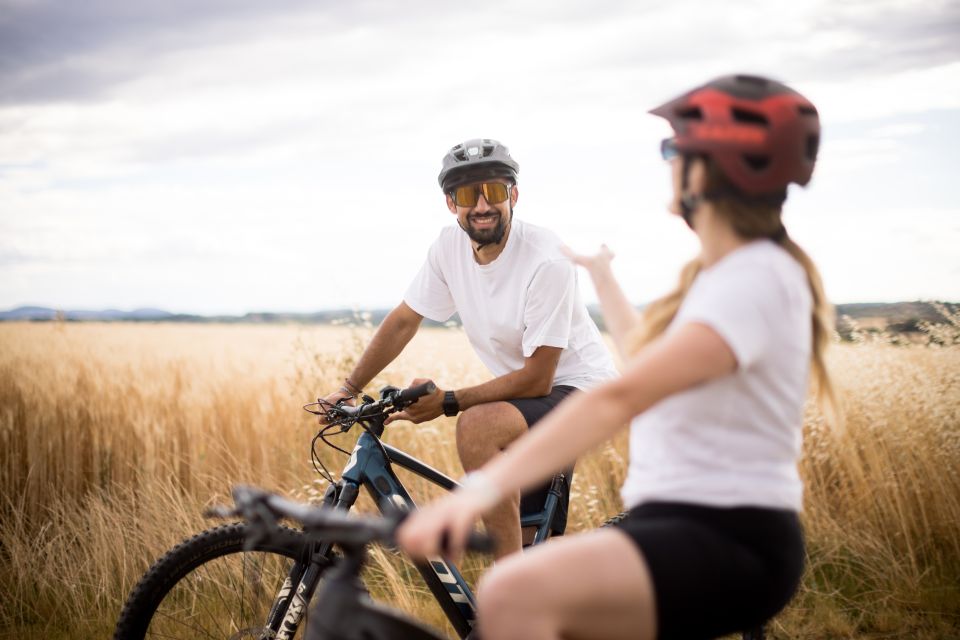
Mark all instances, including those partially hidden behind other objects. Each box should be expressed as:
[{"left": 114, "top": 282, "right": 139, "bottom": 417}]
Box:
[
  {"left": 113, "top": 382, "right": 768, "bottom": 639},
  {"left": 216, "top": 484, "right": 494, "bottom": 640},
  {"left": 113, "top": 382, "right": 573, "bottom": 640}
]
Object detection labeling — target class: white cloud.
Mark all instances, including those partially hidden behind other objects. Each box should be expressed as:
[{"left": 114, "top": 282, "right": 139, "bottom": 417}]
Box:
[
  {"left": 1, "top": 0, "right": 958, "bottom": 312},
  {"left": 868, "top": 122, "right": 927, "bottom": 138},
  {"left": 803, "top": 61, "right": 960, "bottom": 124}
]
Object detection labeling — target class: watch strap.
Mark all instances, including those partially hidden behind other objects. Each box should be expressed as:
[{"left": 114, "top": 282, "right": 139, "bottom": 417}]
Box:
[{"left": 442, "top": 390, "right": 460, "bottom": 417}]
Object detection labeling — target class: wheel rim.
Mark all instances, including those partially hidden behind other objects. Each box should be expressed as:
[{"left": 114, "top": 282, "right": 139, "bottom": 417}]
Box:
[{"left": 144, "top": 549, "right": 305, "bottom": 639}]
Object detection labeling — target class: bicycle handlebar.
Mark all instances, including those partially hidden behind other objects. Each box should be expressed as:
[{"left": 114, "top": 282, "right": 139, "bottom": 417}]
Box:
[
  {"left": 345, "top": 381, "right": 436, "bottom": 419},
  {"left": 308, "top": 381, "right": 437, "bottom": 425},
  {"left": 207, "top": 484, "right": 495, "bottom": 554},
  {"left": 395, "top": 380, "right": 436, "bottom": 405}
]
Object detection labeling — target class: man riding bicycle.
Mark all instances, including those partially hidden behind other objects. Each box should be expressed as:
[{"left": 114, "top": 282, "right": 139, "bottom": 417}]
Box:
[{"left": 321, "top": 138, "right": 617, "bottom": 557}]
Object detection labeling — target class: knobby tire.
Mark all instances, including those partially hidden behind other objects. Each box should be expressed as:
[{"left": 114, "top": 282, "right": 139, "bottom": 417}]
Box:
[{"left": 113, "top": 522, "right": 321, "bottom": 640}]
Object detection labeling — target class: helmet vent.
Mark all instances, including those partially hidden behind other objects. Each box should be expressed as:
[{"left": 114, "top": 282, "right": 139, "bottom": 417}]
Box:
[
  {"left": 743, "top": 154, "right": 770, "bottom": 171},
  {"left": 731, "top": 107, "right": 769, "bottom": 127},
  {"left": 797, "top": 105, "right": 818, "bottom": 117},
  {"left": 676, "top": 106, "right": 703, "bottom": 120},
  {"left": 734, "top": 75, "right": 769, "bottom": 88},
  {"left": 806, "top": 134, "right": 820, "bottom": 161}
]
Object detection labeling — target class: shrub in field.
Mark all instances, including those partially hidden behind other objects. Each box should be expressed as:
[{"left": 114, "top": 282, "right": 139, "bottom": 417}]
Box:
[{"left": 919, "top": 301, "right": 960, "bottom": 347}]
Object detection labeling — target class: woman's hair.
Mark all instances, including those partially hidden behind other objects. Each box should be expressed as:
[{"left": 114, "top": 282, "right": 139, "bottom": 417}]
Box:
[{"left": 627, "top": 158, "right": 839, "bottom": 425}]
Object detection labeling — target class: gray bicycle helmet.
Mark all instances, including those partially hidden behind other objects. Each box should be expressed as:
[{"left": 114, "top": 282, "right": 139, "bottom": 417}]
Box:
[{"left": 437, "top": 138, "right": 520, "bottom": 192}]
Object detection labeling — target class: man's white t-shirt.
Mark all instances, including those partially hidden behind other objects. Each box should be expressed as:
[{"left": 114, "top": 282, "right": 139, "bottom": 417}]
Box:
[
  {"left": 621, "top": 240, "right": 812, "bottom": 512},
  {"left": 404, "top": 219, "right": 617, "bottom": 390}
]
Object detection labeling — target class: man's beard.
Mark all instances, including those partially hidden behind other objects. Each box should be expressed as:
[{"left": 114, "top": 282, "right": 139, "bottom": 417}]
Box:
[{"left": 461, "top": 209, "right": 510, "bottom": 247}]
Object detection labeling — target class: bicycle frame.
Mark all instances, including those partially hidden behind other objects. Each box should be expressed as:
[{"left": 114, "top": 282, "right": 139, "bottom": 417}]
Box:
[{"left": 262, "top": 414, "right": 565, "bottom": 639}]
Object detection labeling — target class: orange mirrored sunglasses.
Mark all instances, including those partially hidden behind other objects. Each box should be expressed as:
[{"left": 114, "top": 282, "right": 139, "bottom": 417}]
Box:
[{"left": 450, "top": 182, "right": 512, "bottom": 207}]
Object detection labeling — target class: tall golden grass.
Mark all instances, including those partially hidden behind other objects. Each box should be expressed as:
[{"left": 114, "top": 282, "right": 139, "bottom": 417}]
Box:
[{"left": 0, "top": 321, "right": 957, "bottom": 639}]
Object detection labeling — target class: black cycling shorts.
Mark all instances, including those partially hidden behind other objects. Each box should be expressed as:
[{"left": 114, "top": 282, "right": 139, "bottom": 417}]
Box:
[
  {"left": 613, "top": 501, "right": 804, "bottom": 640},
  {"left": 505, "top": 385, "right": 577, "bottom": 534}
]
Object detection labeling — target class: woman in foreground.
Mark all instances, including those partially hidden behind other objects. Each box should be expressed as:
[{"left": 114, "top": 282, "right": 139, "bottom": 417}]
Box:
[{"left": 399, "top": 74, "right": 837, "bottom": 640}]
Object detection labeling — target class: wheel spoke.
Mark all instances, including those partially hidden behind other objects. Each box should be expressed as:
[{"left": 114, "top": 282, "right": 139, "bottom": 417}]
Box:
[{"left": 117, "top": 525, "right": 314, "bottom": 640}]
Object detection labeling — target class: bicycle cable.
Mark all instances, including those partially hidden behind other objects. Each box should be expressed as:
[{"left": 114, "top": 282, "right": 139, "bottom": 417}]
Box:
[
  {"left": 311, "top": 429, "right": 337, "bottom": 484},
  {"left": 305, "top": 398, "right": 354, "bottom": 484},
  {"left": 304, "top": 392, "right": 406, "bottom": 486}
]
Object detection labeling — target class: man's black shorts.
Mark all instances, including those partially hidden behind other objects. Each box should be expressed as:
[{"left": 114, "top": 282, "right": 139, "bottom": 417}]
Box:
[{"left": 505, "top": 384, "right": 577, "bottom": 534}]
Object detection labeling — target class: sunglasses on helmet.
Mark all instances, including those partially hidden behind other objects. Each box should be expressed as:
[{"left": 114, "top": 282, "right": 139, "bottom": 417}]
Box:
[
  {"left": 449, "top": 182, "right": 513, "bottom": 207},
  {"left": 660, "top": 137, "right": 679, "bottom": 161}
]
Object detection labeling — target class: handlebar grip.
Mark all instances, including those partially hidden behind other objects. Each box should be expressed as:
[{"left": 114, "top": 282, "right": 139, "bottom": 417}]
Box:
[
  {"left": 438, "top": 528, "right": 497, "bottom": 556},
  {"left": 395, "top": 381, "right": 437, "bottom": 405},
  {"left": 465, "top": 531, "right": 496, "bottom": 555}
]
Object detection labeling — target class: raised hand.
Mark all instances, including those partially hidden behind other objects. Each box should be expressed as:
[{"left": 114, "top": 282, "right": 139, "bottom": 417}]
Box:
[{"left": 561, "top": 243, "right": 615, "bottom": 279}]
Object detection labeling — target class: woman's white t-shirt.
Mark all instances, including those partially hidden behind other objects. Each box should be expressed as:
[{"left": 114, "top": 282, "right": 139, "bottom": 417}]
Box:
[
  {"left": 403, "top": 220, "right": 618, "bottom": 390},
  {"left": 621, "top": 240, "right": 812, "bottom": 512}
]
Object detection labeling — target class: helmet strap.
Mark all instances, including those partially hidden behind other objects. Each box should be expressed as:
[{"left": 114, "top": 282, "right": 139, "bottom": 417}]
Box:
[
  {"left": 679, "top": 155, "right": 700, "bottom": 229},
  {"left": 702, "top": 186, "right": 787, "bottom": 209},
  {"left": 679, "top": 154, "right": 787, "bottom": 231}
]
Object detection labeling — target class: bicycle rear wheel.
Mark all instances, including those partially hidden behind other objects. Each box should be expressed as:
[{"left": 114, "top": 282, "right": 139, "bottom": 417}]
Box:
[{"left": 114, "top": 523, "right": 327, "bottom": 640}]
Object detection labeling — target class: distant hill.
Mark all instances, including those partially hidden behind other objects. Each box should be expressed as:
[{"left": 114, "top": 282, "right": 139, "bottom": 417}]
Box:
[
  {"left": 1, "top": 302, "right": 956, "bottom": 335},
  {"left": 0, "top": 306, "right": 453, "bottom": 327},
  {"left": 834, "top": 301, "right": 958, "bottom": 334},
  {"left": 585, "top": 302, "right": 957, "bottom": 334},
  {"left": 0, "top": 306, "right": 176, "bottom": 321}
]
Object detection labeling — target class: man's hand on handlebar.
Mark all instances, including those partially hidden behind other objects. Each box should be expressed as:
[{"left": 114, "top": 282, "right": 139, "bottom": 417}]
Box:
[
  {"left": 318, "top": 388, "right": 356, "bottom": 424},
  {"left": 384, "top": 377, "right": 445, "bottom": 425}
]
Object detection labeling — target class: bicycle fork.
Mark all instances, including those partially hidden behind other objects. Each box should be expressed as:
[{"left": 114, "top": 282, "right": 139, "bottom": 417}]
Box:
[
  {"left": 264, "top": 426, "right": 482, "bottom": 639},
  {"left": 265, "top": 481, "right": 357, "bottom": 639}
]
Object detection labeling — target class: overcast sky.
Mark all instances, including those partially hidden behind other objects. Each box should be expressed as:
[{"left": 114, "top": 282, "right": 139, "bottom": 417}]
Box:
[{"left": 1, "top": 0, "right": 958, "bottom": 314}]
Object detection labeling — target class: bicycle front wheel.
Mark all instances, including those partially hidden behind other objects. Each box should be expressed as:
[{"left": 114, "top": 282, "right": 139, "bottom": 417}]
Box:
[{"left": 114, "top": 523, "right": 328, "bottom": 640}]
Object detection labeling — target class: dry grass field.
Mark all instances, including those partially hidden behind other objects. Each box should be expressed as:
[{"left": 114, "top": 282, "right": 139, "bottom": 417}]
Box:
[{"left": 1, "top": 321, "right": 958, "bottom": 639}]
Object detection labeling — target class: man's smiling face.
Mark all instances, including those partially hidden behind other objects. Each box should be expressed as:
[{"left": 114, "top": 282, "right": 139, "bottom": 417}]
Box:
[{"left": 446, "top": 178, "right": 517, "bottom": 247}]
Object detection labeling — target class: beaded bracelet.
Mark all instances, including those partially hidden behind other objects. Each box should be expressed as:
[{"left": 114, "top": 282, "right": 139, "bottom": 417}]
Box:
[{"left": 343, "top": 378, "right": 363, "bottom": 395}]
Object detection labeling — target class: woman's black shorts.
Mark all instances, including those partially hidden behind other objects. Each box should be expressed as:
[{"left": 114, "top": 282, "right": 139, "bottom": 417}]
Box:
[
  {"left": 505, "top": 385, "right": 577, "bottom": 534},
  {"left": 613, "top": 501, "right": 805, "bottom": 640}
]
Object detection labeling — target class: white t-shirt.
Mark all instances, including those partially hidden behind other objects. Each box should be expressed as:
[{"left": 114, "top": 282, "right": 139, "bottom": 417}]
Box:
[
  {"left": 404, "top": 219, "right": 617, "bottom": 390},
  {"left": 621, "top": 240, "right": 812, "bottom": 512}
]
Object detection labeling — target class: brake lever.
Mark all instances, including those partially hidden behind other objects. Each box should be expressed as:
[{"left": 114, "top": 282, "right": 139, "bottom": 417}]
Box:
[
  {"left": 201, "top": 495, "right": 275, "bottom": 550},
  {"left": 202, "top": 503, "right": 239, "bottom": 519},
  {"left": 243, "top": 501, "right": 276, "bottom": 551}
]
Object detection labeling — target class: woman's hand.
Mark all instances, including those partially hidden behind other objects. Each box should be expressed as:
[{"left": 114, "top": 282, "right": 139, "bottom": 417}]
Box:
[
  {"left": 397, "top": 475, "right": 500, "bottom": 563},
  {"left": 562, "top": 243, "right": 640, "bottom": 359},
  {"left": 561, "top": 244, "right": 615, "bottom": 280}
]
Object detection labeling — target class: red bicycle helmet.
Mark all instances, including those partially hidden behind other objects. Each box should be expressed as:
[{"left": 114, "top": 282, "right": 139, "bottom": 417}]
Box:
[{"left": 650, "top": 74, "right": 820, "bottom": 196}]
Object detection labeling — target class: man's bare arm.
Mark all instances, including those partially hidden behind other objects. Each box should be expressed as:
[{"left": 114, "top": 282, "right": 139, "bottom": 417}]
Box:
[
  {"left": 319, "top": 303, "right": 423, "bottom": 414},
  {"left": 386, "top": 346, "right": 562, "bottom": 424},
  {"left": 344, "top": 302, "right": 424, "bottom": 391},
  {"left": 455, "top": 346, "right": 561, "bottom": 409}
]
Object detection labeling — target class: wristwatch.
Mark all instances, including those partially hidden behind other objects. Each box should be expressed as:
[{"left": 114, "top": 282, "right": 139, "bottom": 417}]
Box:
[{"left": 442, "top": 390, "right": 460, "bottom": 417}]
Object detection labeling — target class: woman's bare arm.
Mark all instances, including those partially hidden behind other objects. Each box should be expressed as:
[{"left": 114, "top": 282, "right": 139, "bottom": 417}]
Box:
[
  {"left": 563, "top": 245, "right": 641, "bottom": 360},
  {"left": 397, "top": 320, "right": 738, "bottom": 559}
]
